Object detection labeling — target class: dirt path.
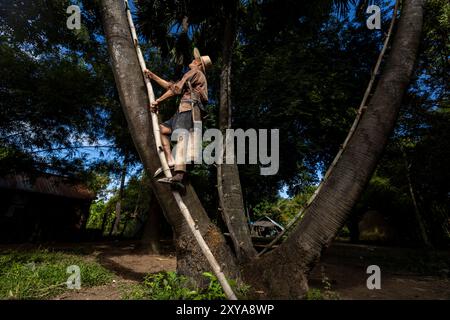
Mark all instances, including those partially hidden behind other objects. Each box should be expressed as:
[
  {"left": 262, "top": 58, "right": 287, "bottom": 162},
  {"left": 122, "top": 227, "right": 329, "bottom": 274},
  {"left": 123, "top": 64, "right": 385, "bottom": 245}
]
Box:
[
  {"left": 30, "top": 241, "right": 447, "bottom": 300},
  {"left": 310, "top": 261, "right": 450, "bottom": 300},
  {"left": 52, "top": 242, "right": 176, "bottom": 300},
  {"left": 309, "top": 243, "right": 450, "bottom": 300},
  {"left": 55, "top": 281, "right": 132, "bottom": 300}
]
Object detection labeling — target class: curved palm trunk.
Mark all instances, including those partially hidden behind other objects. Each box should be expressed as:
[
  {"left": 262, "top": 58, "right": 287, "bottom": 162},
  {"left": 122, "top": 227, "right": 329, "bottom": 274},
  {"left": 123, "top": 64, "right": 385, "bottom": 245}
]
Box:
[
  {"left": 218, "top": 7, "right": 257, "bottom": 263},
  {"left": 243, "top": 0, "right": 425, "bottom": 298},
  {"left": 99, "top": 0, "right": 238, "bottom": 283}
]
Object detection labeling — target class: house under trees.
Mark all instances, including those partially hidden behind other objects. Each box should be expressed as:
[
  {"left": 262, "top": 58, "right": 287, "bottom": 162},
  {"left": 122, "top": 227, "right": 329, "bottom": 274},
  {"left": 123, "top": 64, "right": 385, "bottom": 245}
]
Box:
[{"left": 0, "top": 173, "right": 95, "bottom": 243}]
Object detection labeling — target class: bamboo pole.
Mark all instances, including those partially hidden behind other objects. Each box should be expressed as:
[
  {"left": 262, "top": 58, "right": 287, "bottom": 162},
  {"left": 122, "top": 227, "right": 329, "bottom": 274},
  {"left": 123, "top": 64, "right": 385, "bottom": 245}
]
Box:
[
  {"left": 123, "top": 0, "right": 237, "bottom": 300},
  {"left": 258, "top": 0, "right": 401, "bottom": 256}
]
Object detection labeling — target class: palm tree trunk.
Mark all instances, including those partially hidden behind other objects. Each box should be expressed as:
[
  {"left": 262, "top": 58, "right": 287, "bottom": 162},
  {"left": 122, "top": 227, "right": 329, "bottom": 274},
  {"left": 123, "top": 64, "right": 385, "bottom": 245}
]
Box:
[
  {"left": 402, "top": 146, "right": 431, "bottom": 247},
  {"left": 243, "top": 0, "right": 425, "bottom": 298},
  {"left": 100, "top": 209, "right": 109, "bottom": 237},
  {"left": 119, "top": 217, "right": 129, "bottom": 237},
  {"left": 217, "top": 2, "right": 257, "bottom": 263},
  {"left": 99, "top": 0, "right": 239, "bottom": 284},
  {"left": 140, "top": 196, "right": 162, "bottom": 254},
  {"left": 112, "top": 164, "right": 127, "bottom": 235}
]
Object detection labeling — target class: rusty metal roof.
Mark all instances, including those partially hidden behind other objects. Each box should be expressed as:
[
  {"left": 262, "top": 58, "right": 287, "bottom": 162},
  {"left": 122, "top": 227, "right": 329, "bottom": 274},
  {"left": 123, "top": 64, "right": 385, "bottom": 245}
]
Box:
[
  {"left": 252, "top": 216, "right": 285, "bottom": 230},
  {"left": 253, "top": 220, "right": 276, "bottom": 228},
  {"left": 0, "top": 174, "right": 96, "bottom": 200}
]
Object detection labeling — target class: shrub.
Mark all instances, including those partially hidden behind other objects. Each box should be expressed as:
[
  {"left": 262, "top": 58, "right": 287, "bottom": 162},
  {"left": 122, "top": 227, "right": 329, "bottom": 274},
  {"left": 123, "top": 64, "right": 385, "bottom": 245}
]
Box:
[{"left": 122, "top": 271, "right": 249, "bottom": 300}]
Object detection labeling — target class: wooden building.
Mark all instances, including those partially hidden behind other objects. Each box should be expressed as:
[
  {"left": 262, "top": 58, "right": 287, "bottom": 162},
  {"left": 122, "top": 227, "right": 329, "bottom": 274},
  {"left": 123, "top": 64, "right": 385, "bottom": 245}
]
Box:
[{"left": 0, "top": 174, "right": 95, "bottom": 243}]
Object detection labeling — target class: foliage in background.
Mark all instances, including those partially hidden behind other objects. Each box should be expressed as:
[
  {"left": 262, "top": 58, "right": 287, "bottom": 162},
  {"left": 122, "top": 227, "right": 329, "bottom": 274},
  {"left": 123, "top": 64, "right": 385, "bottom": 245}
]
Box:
[
  {"left": 86, "top": 172, "right": 156, "bottom": 238},
  {"left": 86, "top": 200, "right": 107, "bottom": 230},
  {"left": 252, "top": 186, "right": 316, "bottom": 225},
  {"left": 353, "top": 0, "right": 450, "bottom": 247},
  {"left": 0, "top": 0, "right": 110, "bottom": 175},
  {"left": 0, "top": 0, "right": 141, "bottom": 188},
  {"left": 233, "top": 4, "right": 387, "bottom": 203}
]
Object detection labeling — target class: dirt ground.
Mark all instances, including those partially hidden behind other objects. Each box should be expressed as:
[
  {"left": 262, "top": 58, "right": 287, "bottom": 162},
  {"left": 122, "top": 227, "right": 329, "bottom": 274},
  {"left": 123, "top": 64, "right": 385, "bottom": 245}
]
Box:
[
  {"left": 53, "top": 242, "right": 177, "bottom": 300},
  {"left": 309, "top": 243, "right": 450, "bottom": 300},
  {"left": 3, "top": 241, "right": 448, "bottom": 300}
]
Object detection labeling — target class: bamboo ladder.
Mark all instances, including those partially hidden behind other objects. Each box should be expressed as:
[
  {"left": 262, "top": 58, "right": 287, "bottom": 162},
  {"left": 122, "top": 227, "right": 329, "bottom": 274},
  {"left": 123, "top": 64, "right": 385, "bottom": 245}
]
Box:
[
  {"left": 258, "top": 0, "right": 401, "bottom": 256},
  {"left": 123, "top": 0, "right": 237, "bottom": 300}
]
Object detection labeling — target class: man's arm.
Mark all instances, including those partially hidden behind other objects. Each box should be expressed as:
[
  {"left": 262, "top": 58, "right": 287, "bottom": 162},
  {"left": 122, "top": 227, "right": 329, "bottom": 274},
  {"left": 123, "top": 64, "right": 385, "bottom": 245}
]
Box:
[
  {"left": 167, "top": 69, "right": 196, "bottom": 95},
  {"left": 148, "top": 69, "right": 197, "bottom": 112},
  {"left": 156, "top": 89, "right": 175, "bottom": 103},
  {"left": 149, "top": 89, "right": 176, "bottom": 112},
  {"left": 144, "top": 69, "right": 171, "bottom": 90}
]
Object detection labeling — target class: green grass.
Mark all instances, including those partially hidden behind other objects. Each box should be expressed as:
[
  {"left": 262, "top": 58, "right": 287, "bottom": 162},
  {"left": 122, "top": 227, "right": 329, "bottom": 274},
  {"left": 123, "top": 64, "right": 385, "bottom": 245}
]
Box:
[
  {"left": 0, "top": 249, "right": 113, "bottom": 300},
  {"left": 121, "top": 271, "right": 249, "bottom": 300},
  {"left": 306, "top": 269, "right": 340, "bottom": 300},
  {"left": 305, "top": 288, "right": 340, "bottom": 300}
]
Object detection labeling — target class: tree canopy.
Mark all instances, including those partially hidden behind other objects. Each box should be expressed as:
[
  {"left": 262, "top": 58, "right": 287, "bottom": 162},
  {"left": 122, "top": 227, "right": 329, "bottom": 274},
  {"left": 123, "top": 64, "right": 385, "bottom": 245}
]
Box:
[{"left": 0, "top": 0, "right": 447, "bottom": 250}]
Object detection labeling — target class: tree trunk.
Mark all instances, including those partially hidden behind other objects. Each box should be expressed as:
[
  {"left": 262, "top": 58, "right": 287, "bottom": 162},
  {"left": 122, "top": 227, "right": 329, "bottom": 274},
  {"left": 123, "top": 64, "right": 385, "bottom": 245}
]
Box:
[
  {"left": 243, "top": 0, "right": 425, "bottom": 298},
  {"left": 119, "top": 217, "right": 129, "bottom": 237},
  {"left": 402, "top": 146, "right": 431, "bottom": 247},
  {"left": 99, "top": 0, "right": 239, "bottom": 284},
  {"left": 217, "top": 2, "right": 257, "bottom": 263},
  {"left": 140, "top": 195, "right": 162, "bottom": 254},
  {"left": 100, "top": 209, "right": 109, "bottom": 236},
  {"left": 111, "top": 164, "right": 127, "bottom": 235}
]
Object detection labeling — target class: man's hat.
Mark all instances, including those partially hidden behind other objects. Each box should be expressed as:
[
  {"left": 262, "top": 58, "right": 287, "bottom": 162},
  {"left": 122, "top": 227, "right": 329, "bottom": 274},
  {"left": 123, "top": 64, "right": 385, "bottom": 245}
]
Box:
[{"left": 193, "top": 48, "right": 212, "bottom": 72}]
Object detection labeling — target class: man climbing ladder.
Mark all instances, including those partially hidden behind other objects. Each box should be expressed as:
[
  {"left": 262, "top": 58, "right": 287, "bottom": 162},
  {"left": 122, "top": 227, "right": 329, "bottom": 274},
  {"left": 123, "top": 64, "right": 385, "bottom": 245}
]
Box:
[
  {"left": 144, "top": 49, "right": 212, "bottom": 190},
  {"left": 122, "top": 0, "right": 236, "bottom": 300}
]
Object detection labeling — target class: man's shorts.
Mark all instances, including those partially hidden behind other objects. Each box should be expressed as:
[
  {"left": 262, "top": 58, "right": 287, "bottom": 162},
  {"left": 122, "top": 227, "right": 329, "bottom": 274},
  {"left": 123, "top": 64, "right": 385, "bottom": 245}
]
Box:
[{"left": 161, "top": 110, "right": 193, "bottom": 132}]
